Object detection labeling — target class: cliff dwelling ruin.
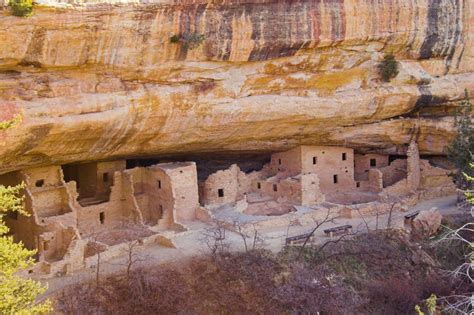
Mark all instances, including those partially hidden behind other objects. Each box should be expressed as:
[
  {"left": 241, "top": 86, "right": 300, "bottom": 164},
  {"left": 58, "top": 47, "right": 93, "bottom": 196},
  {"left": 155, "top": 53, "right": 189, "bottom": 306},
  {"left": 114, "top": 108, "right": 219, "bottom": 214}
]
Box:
[{"left": 1, "top": 142, "right": 456, "bottom": 277}]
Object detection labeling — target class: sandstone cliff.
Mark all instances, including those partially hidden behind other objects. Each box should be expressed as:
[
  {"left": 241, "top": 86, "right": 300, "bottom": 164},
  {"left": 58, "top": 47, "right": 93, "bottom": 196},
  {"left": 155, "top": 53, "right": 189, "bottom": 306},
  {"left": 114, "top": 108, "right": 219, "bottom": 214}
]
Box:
[{"left": 0, "top": 0, "right": 473, "bottom": 174}]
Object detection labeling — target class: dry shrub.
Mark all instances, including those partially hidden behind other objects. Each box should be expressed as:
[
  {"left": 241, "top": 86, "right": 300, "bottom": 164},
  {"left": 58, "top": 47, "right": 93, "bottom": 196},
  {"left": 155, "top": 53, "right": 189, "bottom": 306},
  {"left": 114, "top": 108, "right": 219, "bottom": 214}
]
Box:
[
  {"left": 58, "top": 266, "right": 190, "bottom": 314},
  {"left": 55, "top": 229, "right": 469, "bottom": 314},
  {"left": 365, "top": 274, "right": 454, "bottom": 315},
  {"left": 366, "top": 276, "right": 421, "bottom": 315},
  {"left": 56, "top": 250, "right": 357, "bottom": 314}
]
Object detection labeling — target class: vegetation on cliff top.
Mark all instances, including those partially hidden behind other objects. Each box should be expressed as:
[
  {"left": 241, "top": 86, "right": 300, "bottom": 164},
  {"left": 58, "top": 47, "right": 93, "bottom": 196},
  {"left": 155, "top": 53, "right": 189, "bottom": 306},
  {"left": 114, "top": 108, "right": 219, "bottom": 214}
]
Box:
[{"left": 9, "top": 0, "right": 33, "bottom": 17}]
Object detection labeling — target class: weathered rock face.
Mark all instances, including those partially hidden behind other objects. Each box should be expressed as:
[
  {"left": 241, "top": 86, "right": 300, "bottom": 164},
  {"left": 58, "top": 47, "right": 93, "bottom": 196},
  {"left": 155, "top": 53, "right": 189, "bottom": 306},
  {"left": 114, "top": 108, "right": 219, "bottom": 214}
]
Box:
[
  {"left": 412, "top": 207, "right": 443, "bottom": 237},
  {"left": 0, "top": 0, "right": 473, "bottom": 174}
]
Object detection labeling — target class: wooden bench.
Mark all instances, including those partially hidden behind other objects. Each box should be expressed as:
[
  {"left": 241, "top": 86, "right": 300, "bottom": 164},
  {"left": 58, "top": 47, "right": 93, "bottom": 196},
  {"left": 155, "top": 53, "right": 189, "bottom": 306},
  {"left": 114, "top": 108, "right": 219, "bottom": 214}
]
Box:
[
  {"left": 323, "top": 225, "right": 352, "bottom": 238},
  {"left": 404, "top": 211, "right": 419, "bottom": 224},
  {"left": 285, "top": 232, "right": 313, "bottom": 245}
]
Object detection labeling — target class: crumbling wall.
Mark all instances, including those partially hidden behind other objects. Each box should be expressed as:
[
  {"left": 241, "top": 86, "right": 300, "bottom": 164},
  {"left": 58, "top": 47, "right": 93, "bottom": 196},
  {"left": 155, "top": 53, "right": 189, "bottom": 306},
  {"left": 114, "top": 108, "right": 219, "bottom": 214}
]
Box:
[
  {"left": 2, "top": 171, "right": 37, "bottom": 250},
  {"left": 96, "top": 160, "right": 127, "bottom": 198},
  {"left": 24, "top": 166, "right": 74, "bottom": 218},
  {"left": 382, "top": 177, "right": 410, "bottom": 197},
  {"left": 2, "top": 160, "right": 203, "bottom": 278},
  {"left": 75, "top": 171, "right": 140, "bottom": 236},
  {"left": 127, "top": 167, "right": 158, "bottom": 225},
  {"left": 340, "top": 201, "right": 397, "bottom": 218},
  {"left": 127, "top": 167, "right": 166, "bottom": 226},
  {"left": 32, "top": 188, "right": 72, "bottom": 218},
  {"left": 201, "top": 164, "right": 242, "bottom": 206},
  {"left": 354, "top": 154, "right": 389, "bottom": 180},
  {"left": 379, "top": 159, "right": 407, "bottom": 187},
  {"left": 62, "top": 163, "right": 97, "bottom": 200},
  {"left": 22, "top": 166, "right": 64, "bottom": 188},
  {"left": 419, "top": 160, "right": 455, "bottom": 189},
  {"left": 368, "top": 169, "right": 383, "bottom": 193},
  {"left": 407, "top": 141, "right": 421, "bottom": 191},
  {"left": 62, "top": 160, "right": 126, "bottom": 205},
  {"left": 10, "top": 166, "right": 82, "bottom": 267},
  {"left": 375, "top": 143, "right": 420, "bottom": 198},
  {"left": 127, "top": 162, "right": 199, "bottom": 227},
  {"left": 37, "top": 224, "right": 78, "bottom": 263}
]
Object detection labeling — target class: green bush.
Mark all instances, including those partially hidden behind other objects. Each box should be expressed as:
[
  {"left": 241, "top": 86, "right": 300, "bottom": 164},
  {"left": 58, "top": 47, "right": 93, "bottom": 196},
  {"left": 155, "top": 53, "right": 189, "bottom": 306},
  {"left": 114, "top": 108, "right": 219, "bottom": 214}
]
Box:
[
  {"left": 169, "top": 33, "right": 205, "bottom": 50},
  {"left": 377, "top": 54, "right": 399, "bottom": 82},
  {"left": 9, "top": 0, "right": 33, "bottom": 17},
  {"left": 169, "top": 35, "right": 180, "bottom": 44}
]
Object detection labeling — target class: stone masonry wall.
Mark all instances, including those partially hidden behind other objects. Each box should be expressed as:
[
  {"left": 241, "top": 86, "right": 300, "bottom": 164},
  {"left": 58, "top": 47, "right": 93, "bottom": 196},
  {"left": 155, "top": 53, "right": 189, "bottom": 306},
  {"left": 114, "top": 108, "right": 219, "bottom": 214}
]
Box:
[{"left": 354, "top": 154, "right": 389, "bottom": 181}]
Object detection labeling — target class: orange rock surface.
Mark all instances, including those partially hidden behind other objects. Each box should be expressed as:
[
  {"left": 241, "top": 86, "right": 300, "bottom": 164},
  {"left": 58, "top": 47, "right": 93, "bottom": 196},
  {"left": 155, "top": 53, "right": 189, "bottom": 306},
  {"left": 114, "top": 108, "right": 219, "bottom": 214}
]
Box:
[{"left": 0, "top": 0, "right": 473, "bottom": 173}]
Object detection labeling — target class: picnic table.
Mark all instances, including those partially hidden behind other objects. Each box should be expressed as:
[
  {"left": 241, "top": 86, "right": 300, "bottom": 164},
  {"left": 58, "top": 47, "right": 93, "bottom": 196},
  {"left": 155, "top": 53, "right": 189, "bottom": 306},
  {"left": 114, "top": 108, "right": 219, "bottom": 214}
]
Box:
[{"left": 323, "top": 224, "right": 353, "bottom": 237}]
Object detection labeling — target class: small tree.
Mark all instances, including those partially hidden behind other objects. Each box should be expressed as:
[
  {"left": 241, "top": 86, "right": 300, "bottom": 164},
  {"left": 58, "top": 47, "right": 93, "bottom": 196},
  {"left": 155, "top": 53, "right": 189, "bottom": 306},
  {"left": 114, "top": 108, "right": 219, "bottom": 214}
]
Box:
[
  {"left": 0, "top": 184, "right": 51, "bottom": 314},
  {"left": 378, "top": 54, "right": 399, "bottom": 82},
  {"left": 9, "top": 0, "right": 33, "bottom": 17},
  {"left": 0, "top": 116, "right": 50, "bottom": 314},
  {"left": 0, "top": 114, "right": 21, "bottom": 130},
  {"left": 447, "top": 89, "right": 474, "bottom": 190}
]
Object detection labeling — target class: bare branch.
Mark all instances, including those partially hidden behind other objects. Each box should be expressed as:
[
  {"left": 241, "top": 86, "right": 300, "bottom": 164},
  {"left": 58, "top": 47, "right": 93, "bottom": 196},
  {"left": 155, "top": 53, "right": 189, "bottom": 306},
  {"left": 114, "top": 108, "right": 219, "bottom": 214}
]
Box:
[{"left": 296, "top": 208, "right": 337, "bottom": 260}]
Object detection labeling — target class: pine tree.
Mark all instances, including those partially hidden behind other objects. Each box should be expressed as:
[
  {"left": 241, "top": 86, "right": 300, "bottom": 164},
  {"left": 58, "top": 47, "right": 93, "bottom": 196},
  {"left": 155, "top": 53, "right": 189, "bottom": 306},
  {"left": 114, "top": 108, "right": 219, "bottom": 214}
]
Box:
[
  {"left": 447, "top": 89, "right": 474, "bottom": 190},
  {"left": 0, "top": 118, "right": 51, "bottom": 314}
]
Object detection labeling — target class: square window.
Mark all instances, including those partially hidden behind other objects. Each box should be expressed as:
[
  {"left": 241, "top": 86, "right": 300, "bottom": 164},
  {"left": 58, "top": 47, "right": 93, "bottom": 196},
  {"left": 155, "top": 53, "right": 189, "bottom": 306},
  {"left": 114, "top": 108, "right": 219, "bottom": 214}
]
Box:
[
  {"left": 342, "top": 153, "right": 347, "bottom": 161},
  {"left": 313, "top": 156, "right": 317, "bottom": 165},
  {"left": 273, "top": 184, "right": 278, "bottom": 192},
  {"left": 333, "top": 175, "right": 338, "bottom": 184},
  {"left": 370, "top": 159, "right": 377, "bottom": 167},
  {"left": 35, "top": 179, "right": 44, "bottom": 187},
  {"left": 356, "top": 182, "right": 360, "bottom": 188},
  {"left": 257, "top": 182, "right": 261, "bottom": 189},
  {"left": 278, "top": 158, "right": 282, "bottom": 165},
  {"left": 218, "top": 189, "right": 224, "bottom": 197},
  {"left": 99, "top": 212, "right": 105, "bottom": 224}
]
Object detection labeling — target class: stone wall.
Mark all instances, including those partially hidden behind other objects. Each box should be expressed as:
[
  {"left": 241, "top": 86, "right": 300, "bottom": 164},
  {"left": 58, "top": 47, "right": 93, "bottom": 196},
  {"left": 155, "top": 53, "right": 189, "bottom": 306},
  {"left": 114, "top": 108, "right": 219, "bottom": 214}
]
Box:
[
  {"left": 368, "top": 169, "right": 383, "bottom": 193},
  {"left": 300, "top": 146, "right": 355, "bottom": 194},
  {"left": 354, "top": 154, "right": 389, "bottom": 181},
  {"left": 407, "top": 141, "right": 421, "bottom": 191},
  {"left": 156, "top": 162, "right": 199, "bottom": 223},
  {"left": 1, "top": 159, "right": 202, "bottom": 276},
  {"left": 379, "top": 159, "right": 407, "bottom": 187},
  {"left": 200, "top": 164, "right": 242, "bottom": 206},
  {"left": 74, "top": 171, "right": 140, "bottom": 236}
]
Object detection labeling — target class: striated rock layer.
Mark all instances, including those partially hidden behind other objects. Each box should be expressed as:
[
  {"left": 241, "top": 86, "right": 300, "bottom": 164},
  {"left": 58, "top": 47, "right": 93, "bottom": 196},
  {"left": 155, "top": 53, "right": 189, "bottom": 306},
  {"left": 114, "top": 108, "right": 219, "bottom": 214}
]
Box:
[{"left": 0, "top": 0, "right": 473, "bottom": 174}]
